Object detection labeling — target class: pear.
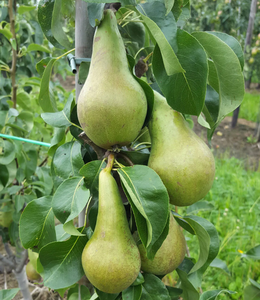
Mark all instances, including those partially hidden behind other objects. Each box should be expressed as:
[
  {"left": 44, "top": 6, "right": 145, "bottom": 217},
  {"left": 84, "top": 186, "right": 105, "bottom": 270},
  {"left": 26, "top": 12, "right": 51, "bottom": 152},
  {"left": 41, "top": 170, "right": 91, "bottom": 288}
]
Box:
[
  {"left": 77, "top": 9, "right": 147, "bottom": 149},
  {"left": 81, "top": 156, "right": 141, "bottom": 293},
  {"left": 138, "top": 213, "right": 186, "bottom": 275},
  {"left": 148, "top": 91, "right": 215, "bottom": 207},
  {"left": 26, "top": 261, "right": 41, "bottom": 281},
  {"left": 0, "top": 203, "right": 13, "bottom": 228}
]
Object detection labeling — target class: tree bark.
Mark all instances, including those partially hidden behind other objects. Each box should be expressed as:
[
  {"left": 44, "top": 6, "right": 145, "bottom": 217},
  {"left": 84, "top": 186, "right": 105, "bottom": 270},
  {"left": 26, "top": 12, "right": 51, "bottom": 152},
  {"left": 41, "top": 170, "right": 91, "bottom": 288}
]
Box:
[
  {"left": 75, "top": 0, "right": 95, "bottom": 100},
  {"left": 231, "top": 0, "right": 257, "bottom": 128},
  {"left": 75, "top": 0, "right": 95, "bottom": 229}
]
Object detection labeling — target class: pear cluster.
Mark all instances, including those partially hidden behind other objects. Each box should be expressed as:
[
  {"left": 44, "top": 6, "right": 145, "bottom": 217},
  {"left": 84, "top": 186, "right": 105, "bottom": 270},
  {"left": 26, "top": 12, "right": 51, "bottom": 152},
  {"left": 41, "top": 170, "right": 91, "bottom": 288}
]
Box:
[{"left": 79, "top": 8, "right": 215, "bottom": 295}]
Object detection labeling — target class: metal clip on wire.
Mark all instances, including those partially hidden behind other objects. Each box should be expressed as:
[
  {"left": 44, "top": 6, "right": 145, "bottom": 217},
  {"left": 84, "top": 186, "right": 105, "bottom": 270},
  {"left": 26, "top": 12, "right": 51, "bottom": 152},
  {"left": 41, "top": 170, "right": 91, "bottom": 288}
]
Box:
[{"left": 67, "top": 54, "right": 91, "bottom": 74}]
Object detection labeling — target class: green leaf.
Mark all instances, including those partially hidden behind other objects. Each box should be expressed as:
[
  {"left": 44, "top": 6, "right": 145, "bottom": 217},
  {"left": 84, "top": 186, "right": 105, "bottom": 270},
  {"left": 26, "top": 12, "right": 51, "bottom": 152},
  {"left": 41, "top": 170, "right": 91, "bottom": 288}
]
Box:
[
  {"left": 38, "top": 58, "right": 58, "bottom": 112},
  {"left": 136, "top": 2, "right": 177, "bottom": 50},
  {"left": 41, "top": 94, "right": 75, "bottom": 128},
  {"left": 118, "top": 150, "right": 150, "bottom": 166},
  {"left": 87, "top": 3, "right": 105, "bottom": 27},
  {"left": 165, "top": 0, "right": 175, "bottom": 15},
  {"left": 172, "top": 0, "right": 183, "bottom": 20},
  {"left": 53, "top": 141, "right": 84, "bottom": 179},
  {"left": 38, "top": 0, "right": 62, "bottom": 48},
  {"left": 79, "top": 160, "right": 106, "bottom": 196},
  {"left": 0, "top": 164, "right": 9, "bottom": 189},
  {"left": 20, "top": 196, "right": 56, "bottom": 250},
  {"left": 132, "top": 273, "right": 145, "bottom": 286},
  {"left": 140, "top": 273, "right": 170, "bottom": 300},
  {"left": 177, "top": 263, "right": 200, "bottom": 300},
  {"left": 39, "top": 233, "right": 88, "bottom": 289},
  {"left": 27, "top": 43, "right": 51, "bottom": 53},
  {"left": 17, "top": 5, "right": 35, "bottom": 14},
  {"left": 192, "top": 32, "right": 245, "bottom": 122},
  {"left": 96, "top": 289, "right": 119, "bottom": 300},
  {"left": 184, "top": 215, "right": 219, "bottom": 275},
  {"left": 16, "top": 91, "right": 31, "bottom": 110},
  {"left": 244, "top": 284, "right": 260, "bottom": 300},
  {"left": 67, "top": 284, "right": 91, "bottom": 300},
  {"left": 153, "top": 29, "right": 208, "bottom": 116},
  {"left": 52, "top": 177, "right": 89, "bottom": 224},
  {"left": 186, "top": 201, "right": 215, "bottom": 215},
  {"left": 78, "top": 62, "right": 91, "bottom": 84},
  {"left": 63, "top": 220, "right": 86, "bottom": 237},
  {"left": 117, "top": 165, "right": 169, "bottom": 259},
  {"left": 51, "top": 0, "right": 72, "bottom": 48},
  {"left": 200, "top": 289, "right": 236, "bottom": 300},
  {"left": 0, "top": 139, "right": 15, "bottom": 165},
  {"left": 55, "top": 224, "right": 71, "bottom": 241},
  {"left": 250, "top": 279, "right": 260, "bottom": 290},
  {"left": 48, "top": 127, "right": 66, "bottom": 156},
  {"left": 210, "top": 258, "right": 230, "bottom": 275},
  {"left": 0, "top": 22, "right": 13, "bottom": 40},
  {"left": 242, "top": 245, "right": 260, "bottom": 260},
  {"left": 207, "top": 32, "right": 244, "bottom": 70},
  {"left": 136, "top": 5, "right": 183, "bottom": 76},
  {"left": 122, "top": 284, "right": 142, "bottom": 300},
  {"left": 18, "top": 111, "right": 34, "bottom": 132},
  {"left": 0, "top": 288, "right": 20, "bottom": 300},
  {"left": 165, "top": 286, "right": 182, "bottom": 299}
]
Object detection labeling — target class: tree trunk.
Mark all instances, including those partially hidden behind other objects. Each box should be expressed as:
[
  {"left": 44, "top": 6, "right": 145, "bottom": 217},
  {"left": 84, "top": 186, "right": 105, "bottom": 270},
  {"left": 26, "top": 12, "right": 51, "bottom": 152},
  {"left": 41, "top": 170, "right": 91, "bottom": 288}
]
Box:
[
  {"left": 231, "top": 0, "right": 257, "bottom": 128},
  {"left": 75, "top": 0, "right": 95, "bottom": 100},
  {"left": 75, "top": 2, "right": 95, "bottom": 296}
]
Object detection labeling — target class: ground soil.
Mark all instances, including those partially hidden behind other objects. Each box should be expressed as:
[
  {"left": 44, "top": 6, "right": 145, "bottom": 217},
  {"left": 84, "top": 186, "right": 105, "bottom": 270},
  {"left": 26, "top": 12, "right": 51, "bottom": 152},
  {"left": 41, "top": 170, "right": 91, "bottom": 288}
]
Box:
[
  {"left": 193, "top": 115, "right": 260, "bottom": 171},
  {"left": 1, "top": 82, "right": 259, "bottom": 299}
]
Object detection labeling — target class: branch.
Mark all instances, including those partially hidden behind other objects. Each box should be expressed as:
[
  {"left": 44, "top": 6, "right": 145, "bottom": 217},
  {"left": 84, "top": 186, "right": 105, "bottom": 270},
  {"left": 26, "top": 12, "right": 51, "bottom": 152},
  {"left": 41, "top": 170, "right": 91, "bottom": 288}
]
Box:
[
  {"left": 8, "top": 0, "right": 17, "bottom": 109},
  {"left": 15, "top": 249, "right": 28, "bottom": 273},
  {"left": 117, "top": 153, "right": 134, "bottom": 166},
  {"left": 0, "top": 253, "right": 15, "bottom": 269},
  {"left": 78, "top": 132, "right": 106, "bottom": 160}
]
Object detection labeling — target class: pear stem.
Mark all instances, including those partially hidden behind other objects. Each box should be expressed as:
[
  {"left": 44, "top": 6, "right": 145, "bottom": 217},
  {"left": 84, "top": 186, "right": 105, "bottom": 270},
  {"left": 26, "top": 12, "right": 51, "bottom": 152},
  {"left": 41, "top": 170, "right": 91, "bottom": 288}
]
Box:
[{"left": 106, "top": 153, "right": 115, "bottom": 172}]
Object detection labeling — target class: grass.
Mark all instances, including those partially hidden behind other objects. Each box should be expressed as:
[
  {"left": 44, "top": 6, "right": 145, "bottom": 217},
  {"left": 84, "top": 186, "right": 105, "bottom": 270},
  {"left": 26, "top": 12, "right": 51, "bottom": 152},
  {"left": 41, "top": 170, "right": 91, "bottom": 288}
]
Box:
[
  {"left": 177, "top": 156, "right": 260, "bottom": 299},
  {"left": 230, "top": 91, "right": 260, "bottom": 123}
]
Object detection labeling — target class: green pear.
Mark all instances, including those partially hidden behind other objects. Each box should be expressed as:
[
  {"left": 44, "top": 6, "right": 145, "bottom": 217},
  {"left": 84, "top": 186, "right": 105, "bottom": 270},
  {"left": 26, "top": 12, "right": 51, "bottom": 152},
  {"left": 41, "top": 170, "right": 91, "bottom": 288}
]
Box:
[
  {"left": 148, "top": 91, "right": 215, "bottom": 207},
  {"left": 138, "top": 213, "right": 186, "bottom": 275},
  {"left": 77, "top": 9, "right": 147, "bottom": 149},
  {"left": 26, "top": 261, "right": 41, "bottom": 281},
  {"left": 81, "top": 157, "right": 141, "bottom": 293},
  {"left": 0, "top": 203, "right": 13, "bottom": 228}
]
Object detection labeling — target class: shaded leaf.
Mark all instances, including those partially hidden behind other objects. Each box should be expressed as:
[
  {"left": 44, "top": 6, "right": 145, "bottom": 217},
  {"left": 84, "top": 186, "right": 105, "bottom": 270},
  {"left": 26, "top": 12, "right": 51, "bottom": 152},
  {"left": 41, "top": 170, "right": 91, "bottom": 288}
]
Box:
[
  {"left": 122, "top": 284, "right": 142, "bottom": 300},
  {"left": 136, "top": 5, "right": 183, "bottom": 76},
  {"left": 118, "top": 165, "right": 169, "bottom": 259},
  {"left": 39, "top": 232, "right": 88, "bottom": 289},
  {"left": 52, "top": 0, "right": 72, "bottom": 48},
  {"left": 52, "top": 177, "right": 89, "bottom": 224},
  {"left": 20, "top": 196, "right": 56, "bottom": 250},
  {"left": 153, "top": 29, "right": 208, "bottom": 116},
  {"left": 0, "top": 288, "right": 20, "bottom": 300},
  {"left": 38, "top": 58, "right": 58, "bottom": 112},
  {"left": 192, "top": 32, "right": 245, "bottom": 122},
  {"left": 210, "top": 258, "right": 230, "bottom": 275},
  {"left": 140, "top": 273, "right": 170, "bottom": 300},
  {"left": 79, "top": 160, "right": 106, "bottom": 196},
  {"left": 53, "top": 141, "right": 84, "bottom": 179},
  {"left": 41, "top": 94, "right": 75, "bottom": 128},
  {"left": 200, "top": 289, "right": 236, "bottom": 300},
  {"left": 38, "top": 0, "right": 62, "bottom": 48}
]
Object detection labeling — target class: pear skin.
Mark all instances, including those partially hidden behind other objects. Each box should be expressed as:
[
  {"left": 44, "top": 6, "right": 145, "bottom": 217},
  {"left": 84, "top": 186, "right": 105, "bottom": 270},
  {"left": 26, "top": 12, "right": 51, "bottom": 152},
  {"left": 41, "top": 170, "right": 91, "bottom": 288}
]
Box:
[
  {"left": 77, "top": 9, "right": 147, "bottom": 149},
  {"left": 81, "top": 164, "right": 141, "bottom": 293},
  {"left": 26, "top": 261, "right": 41, "bottom": 281},
  {"left": 148, "top": 91, "right": 215, "bottom": 207},
  {"left": 138, "top": 213, "right": 186, "bottom": 275}
]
